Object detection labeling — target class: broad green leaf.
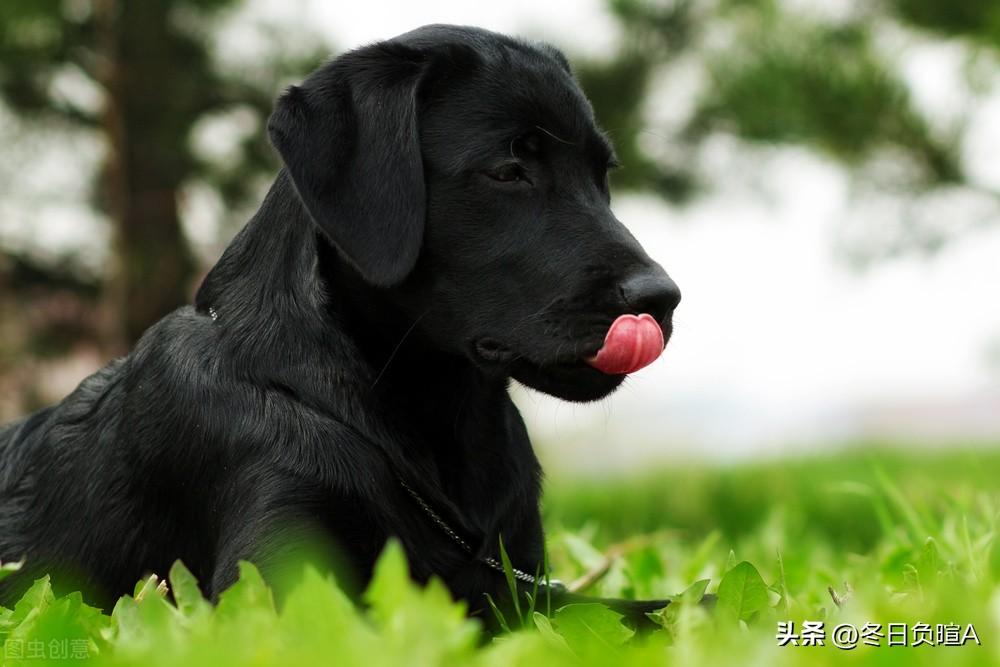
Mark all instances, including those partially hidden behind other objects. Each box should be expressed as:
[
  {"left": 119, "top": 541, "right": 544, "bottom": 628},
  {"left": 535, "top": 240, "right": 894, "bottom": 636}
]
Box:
[
  {"left": 280, "top": 565, "right": 358, "bottom": 630},
  {"left": 648, "top": 579, "right": 709, "bottom": 631},
  {"left": 553, "top": 603, "right": 634, "bottom": 649},
  {"left": 8, "top": 591, "right": 107, "bottom": 659},
  {"left": 716, "top": 561, "right": 769, "bottom": 625},
  {"left": 673, "top": 578, "right": 710, "bottom": 605},
  {"left": 533, "top": 611, "right": 572, "bottom": 653},
  {"left": 363, "top": 539, "right": 410, "bottom": 625},
  {"left": 277, "top": 566, "right": 376, "bottom": 664},
  {"left": 364, "top": 539, "right": 480, "bottom": 659},
  {"left": 9, "top": 576, "right": 54, "bottom": 627},
  {"left": 216, "top": 561, "right": 275, "bottom": 621},
  {"left": 169, "top": 559, "right": 211, "bottom": 618},
  {"left": 109, "top": 595, "right": 143, "bottom": 646}
]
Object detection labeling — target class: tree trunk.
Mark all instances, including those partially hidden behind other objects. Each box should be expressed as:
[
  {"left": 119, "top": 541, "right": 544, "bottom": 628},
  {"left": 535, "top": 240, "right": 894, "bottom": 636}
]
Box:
[{"left": 97, "top": 0, "right": 196, "bottom": 348}]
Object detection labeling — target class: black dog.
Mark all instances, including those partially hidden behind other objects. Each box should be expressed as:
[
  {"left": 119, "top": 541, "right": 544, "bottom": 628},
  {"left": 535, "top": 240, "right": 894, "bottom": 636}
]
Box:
[{"left": 0, "top": 25, "right": 681, "bottom": 627}]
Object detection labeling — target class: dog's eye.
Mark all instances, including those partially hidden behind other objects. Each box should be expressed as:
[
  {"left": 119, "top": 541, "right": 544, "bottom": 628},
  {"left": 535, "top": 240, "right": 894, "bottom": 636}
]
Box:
[{"left": 487, "top": 163, "right": 527, "bottom": 183}]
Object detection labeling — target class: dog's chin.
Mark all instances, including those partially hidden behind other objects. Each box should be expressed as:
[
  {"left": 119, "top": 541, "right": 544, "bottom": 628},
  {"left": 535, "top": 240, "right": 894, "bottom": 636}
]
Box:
[
  {"left": 471, "top": 337, "right": 630, "bottom": 402},
  {"left": 509, "top": 359, "right": 626, "bottom": 403}
]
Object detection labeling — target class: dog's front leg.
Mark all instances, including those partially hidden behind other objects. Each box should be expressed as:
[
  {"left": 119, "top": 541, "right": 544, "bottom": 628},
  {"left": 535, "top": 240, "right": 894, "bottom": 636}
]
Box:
[
  {"left": 480, "top": 576, "right": 716, "bottom": 635},
  {"left": 546, "top": 587, "right": 671, "bottom": 632},
  {"left": 468, "top": 568, "right": 669, "bottom": 634}
]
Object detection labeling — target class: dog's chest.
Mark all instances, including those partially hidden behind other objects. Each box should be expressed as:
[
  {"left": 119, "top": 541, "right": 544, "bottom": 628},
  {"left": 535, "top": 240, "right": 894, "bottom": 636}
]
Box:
[{"left": 391, "top": 387, "right": 532, "bottom": 538}]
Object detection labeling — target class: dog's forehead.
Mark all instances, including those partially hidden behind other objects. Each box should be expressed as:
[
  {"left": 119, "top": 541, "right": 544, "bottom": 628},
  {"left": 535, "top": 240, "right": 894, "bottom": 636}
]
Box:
[
  {"left": 416, "top": 32, "right": 609, "bottom": 163},
  {"left": 396, "top": 23, "right": 570, "bottom": 71},
  {"left": 455, "top": 70, "right": 588, "bottom": 130}
]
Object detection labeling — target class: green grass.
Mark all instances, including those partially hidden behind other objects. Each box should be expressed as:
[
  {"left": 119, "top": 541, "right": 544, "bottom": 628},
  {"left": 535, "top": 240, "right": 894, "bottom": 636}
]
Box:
[{"left": 2, "top": 446, "right": 999, "bottom": 665}]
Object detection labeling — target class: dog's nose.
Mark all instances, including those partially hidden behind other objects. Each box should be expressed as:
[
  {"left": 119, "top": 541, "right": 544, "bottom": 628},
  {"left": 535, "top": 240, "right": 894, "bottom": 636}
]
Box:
[{"left": 619, "top": 270, "right": 681, "bottom": 322}]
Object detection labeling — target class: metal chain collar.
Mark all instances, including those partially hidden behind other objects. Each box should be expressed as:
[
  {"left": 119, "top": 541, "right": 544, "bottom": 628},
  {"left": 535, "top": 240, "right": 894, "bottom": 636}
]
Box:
[{"left": 398, "top": 479, "right": 544, "bottom": 585}]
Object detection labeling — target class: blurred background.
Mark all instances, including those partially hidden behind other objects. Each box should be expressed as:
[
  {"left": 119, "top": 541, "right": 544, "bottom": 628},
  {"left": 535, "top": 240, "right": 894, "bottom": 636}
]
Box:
[{"left": 1, "top": 0, "right": 999, "bottom": 471}]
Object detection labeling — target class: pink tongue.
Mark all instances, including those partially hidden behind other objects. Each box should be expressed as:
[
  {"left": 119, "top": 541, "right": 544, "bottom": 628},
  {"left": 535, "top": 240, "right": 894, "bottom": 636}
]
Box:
[{"left": 585, "top": 314, "right": 664, "bottom": 375}]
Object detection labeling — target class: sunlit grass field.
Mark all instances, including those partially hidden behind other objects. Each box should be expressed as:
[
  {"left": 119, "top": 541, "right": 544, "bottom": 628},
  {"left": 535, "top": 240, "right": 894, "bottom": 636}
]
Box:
[{"left": 2, "top": 446, "right": 998, "bottom": 665}]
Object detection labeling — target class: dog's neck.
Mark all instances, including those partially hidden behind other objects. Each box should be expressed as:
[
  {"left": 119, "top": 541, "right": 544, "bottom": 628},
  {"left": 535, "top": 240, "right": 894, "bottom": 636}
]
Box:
[
  {"left": 194, "top": 172, "right": 517, "bottom": 493},
  {"left": 194, "top": 172, "right": 537, "bottom": 538},
  {"left": 195, "top": 171, "right": 321, "bottom": 323}
]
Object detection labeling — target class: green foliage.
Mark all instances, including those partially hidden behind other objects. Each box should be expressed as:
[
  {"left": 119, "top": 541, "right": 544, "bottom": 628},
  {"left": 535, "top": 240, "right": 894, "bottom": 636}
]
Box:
[
  {"left": 588, "top": 0, "right": 967, "bottom": 188},
  {"left": 576, "top": 0, "right": 1000, "bottom": 259},
  {"left": 573, "top": 0, "right": 703, "bottom": 201},
  {"left": 892, "top": 0, "right": 1000, "bottom": 47},
  {"left": 0, "top": 0, "right": 326, "bottom": 213},
  {"left": 1, "top": 575, "right": 108, "bottom": 665},
  {"left": 716, "top": 561, "right": 769, "bottom": 625},
  {"left": 692, "top": 14, "right": 962, "bottom": 186},
  {"left": 553, "top": 603, "right": 635, "bottom": 650},
  {"left": 0, "top": 448, "right": 997, "bottom": 665},
  {"left": 576, "top": 53, "right": 698, "bottom": 202},
  {"left": 0, "top": 0, "right": 332, "bottom": 350}
]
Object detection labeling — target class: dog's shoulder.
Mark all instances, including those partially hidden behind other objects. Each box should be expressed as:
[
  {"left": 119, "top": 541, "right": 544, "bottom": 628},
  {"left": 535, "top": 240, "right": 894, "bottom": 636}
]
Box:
[
  {"left": 0, "top": 352, "right": 129, "bottom": 504},
  {"left": 119, "top": 306, "right": 394, "bottom": 490}
]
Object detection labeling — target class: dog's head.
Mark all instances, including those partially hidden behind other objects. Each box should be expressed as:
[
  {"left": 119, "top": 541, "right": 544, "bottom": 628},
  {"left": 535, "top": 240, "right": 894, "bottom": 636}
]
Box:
[{"left": 268, "top": 25, "right": 680, "bottom": 402}]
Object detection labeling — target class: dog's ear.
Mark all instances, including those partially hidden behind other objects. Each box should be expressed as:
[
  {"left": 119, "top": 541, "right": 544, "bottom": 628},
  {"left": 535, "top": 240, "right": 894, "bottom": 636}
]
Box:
[{"left": 267, "top": 43, "right": 430, "bottom": 287}]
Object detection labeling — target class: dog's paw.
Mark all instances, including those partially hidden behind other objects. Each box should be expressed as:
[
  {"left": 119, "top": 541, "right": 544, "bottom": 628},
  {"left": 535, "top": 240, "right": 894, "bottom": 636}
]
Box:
[
  {"left": 611, "top": 594, "right": 717, "bottom": 635},
  {"left": 600, "top": 598, "right": 671, "bottom": 634}
]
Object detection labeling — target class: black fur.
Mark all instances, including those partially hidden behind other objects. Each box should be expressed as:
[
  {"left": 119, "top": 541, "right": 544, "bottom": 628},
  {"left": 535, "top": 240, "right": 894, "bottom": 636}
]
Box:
[{"left": 0, "top": 25, "right": 681, "bottom": 629}]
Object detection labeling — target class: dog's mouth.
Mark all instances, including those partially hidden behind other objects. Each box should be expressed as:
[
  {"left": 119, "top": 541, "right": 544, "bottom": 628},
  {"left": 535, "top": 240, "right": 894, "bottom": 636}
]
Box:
[
  {"left": 581, "top": 313, "right": 664, "bottom": 375},
  {"left": 473, "top": 313, "right": 670, "bottom": 402}
]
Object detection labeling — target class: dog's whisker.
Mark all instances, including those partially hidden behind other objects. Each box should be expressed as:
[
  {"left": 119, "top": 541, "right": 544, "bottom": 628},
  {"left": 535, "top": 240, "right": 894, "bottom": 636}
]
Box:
[
  {"left": 534, "top": 124, "right": 576, "bottom": 146},
  {"left": 370, "top": 308, "right": 432, "bottom": 390},
  {"left": 505, "top": 295, "right": 565, "bottom": 337}
]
